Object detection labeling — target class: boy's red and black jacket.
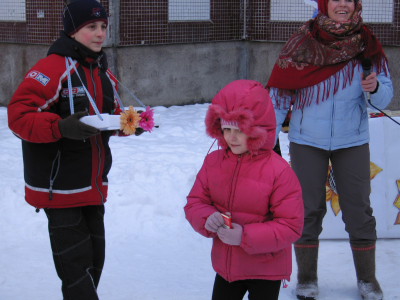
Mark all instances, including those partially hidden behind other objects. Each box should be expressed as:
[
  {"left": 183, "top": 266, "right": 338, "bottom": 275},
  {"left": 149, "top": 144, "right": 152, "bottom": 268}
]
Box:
[{"left": 8, "top": 31, "right": 122, "bottom": 209}]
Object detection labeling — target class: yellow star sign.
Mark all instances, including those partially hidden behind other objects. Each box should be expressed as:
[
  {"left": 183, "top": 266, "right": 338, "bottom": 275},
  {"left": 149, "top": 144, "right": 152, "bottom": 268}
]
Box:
[
  {"left": 393, "top": 180, "right": 400, "bottom": 225},
  {"left": 326, "top": 162, "right": 383, "bottom": 216}
]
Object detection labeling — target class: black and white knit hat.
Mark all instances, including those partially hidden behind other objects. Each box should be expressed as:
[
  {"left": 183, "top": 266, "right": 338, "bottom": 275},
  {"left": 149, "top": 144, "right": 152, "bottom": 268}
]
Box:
[{"left": 62, "top": 0, "right": 108, "bottom": 36}]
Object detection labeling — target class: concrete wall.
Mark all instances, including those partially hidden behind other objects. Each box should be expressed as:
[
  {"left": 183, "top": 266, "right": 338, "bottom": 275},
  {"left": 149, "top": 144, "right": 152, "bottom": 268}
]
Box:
[
  {"left": 0, "top": 43, "right": 48, "bottom": 107},
  {"left": 1, "top": 41, "right": 399, "bottom": 110}
]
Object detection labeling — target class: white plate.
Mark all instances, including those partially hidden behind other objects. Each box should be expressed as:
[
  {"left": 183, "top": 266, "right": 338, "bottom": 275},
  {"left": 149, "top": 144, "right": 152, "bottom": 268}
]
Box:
[{"left": 80, "top": 112, "right": 162, "bottom": 131}]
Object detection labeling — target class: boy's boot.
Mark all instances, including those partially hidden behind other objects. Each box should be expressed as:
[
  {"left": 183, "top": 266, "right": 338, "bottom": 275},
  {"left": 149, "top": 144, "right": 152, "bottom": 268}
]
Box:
[
  {"left": 351, "top": 242, "right": 383, "bottom": 300},
  {"left": 294, "top": 241, "right": 319, "bottom": 300}
]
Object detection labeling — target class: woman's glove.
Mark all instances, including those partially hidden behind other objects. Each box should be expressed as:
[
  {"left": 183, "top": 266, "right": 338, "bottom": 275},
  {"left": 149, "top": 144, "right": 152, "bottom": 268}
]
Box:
[
  {"left": 58, "top": 111, "right": 100, "bottom": 140},
  {"left": 217, "top": 223, "right": 243, "bottom": 246},
  {"left": 205, "top": 212, "right": 225, "bottom": 233}
]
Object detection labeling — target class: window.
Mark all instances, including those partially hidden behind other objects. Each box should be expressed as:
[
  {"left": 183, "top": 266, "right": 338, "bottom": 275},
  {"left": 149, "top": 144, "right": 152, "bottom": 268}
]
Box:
[
  {"left": 168, "top": 0, "right": 210, "bottom": 22},
  {"left": 0, "top": 0, "right": 26, "bottom": 22}
]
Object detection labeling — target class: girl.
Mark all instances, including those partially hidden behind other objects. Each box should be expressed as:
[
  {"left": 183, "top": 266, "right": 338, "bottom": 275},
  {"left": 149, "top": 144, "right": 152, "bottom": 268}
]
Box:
[{"left": 184, "top": 79, "right": 304, "bottom": 300}]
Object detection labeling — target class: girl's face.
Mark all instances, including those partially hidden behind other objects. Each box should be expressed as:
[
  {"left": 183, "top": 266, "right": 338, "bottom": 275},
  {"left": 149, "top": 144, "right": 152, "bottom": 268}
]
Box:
[
  {"left": 71, "top": 21, "right": 107, "bottom": 52},
  {"left": 327, "top": 0, "right": 355, "bottom": 22},
  {"left": 223, "top": 128, "right": 249, "bottom": 155}
]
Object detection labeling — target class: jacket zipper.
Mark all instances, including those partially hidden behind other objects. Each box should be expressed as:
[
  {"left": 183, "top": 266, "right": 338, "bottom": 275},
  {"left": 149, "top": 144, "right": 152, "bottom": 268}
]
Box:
[
  {"left": 90, "top": 63, "right": 97, "bottom": 106},
  {"left": 90, "top": 62, "right": 104, "bottom": 205},
  {"left": 226, "top": 154, "right": 242, "bottom": 282},
  {"left": 330, "top": 96, "right": 335, "bottom": 149},
  {"left": 49, "top": 151, "right": 61, "bottom": 200},
  {"left": 94, "top": 134, "right": 104, "bottom": 204},
  {"left": 227, "top": 154, "right": 242, "bottom": 211},
  {"left": 358, "top": 104, "right": 363, "bottom": 134},
  {"left": 97, "top": 55, "right": 103, "bottom": 76},
  {"left": 299, "top": 107, "right": 303, "bottom": 134}
]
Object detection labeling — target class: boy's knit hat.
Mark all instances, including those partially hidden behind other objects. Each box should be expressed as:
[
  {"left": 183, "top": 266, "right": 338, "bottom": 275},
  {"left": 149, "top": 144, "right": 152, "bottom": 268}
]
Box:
[{"left": 63, "top": 0, "right": 108, "bottom": 36}]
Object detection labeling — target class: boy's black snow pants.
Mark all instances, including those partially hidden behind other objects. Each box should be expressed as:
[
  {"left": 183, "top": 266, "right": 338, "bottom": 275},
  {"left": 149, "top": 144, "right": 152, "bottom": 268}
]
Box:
[{"left": 45, "top": 205, "right": 105, "bottom": 300}]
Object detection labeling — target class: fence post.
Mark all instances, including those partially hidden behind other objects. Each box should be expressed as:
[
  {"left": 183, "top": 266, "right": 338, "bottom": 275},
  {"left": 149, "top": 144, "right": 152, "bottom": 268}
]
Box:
[
  {"left": 104, "top": 0, "right": 120, "bottom": 47},
  {"left": 242, "top": 0, "right": 246, "bottom": 40}
]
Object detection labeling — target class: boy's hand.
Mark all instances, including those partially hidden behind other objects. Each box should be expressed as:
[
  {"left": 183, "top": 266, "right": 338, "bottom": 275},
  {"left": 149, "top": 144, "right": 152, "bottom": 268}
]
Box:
[
  {"left": 217, "top": 223, "right": 243, "bottom": 246},
  {"left": 58, "top": 111, "right": 100, "bottom": 140},
  {"left": 205, "top": 212, "right": 225, "bottom": 233}
]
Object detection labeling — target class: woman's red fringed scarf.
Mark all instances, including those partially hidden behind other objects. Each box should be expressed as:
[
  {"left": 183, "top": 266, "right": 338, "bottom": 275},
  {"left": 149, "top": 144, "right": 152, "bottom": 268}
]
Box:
[{"left": 266, "top": 0, "right": 388, "bottom": 109}]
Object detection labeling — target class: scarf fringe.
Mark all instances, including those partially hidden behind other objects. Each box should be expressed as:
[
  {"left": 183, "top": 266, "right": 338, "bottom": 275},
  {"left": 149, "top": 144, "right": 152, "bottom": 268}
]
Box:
[{"left": 271, "top": 57, "right": 388, "bottom": 110}]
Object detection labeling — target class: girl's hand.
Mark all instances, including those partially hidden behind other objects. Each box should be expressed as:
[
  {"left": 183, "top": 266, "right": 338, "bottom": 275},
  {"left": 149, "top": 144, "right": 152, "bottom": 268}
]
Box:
[
  {"left": 361, "top": 72, "right": 378, "bottom": 92},
  {"left": 205, "top": 212, "right": 225, "bottom": 233},
  {"left": 217, "top": 223, "right": 243, "bottom": 246}
]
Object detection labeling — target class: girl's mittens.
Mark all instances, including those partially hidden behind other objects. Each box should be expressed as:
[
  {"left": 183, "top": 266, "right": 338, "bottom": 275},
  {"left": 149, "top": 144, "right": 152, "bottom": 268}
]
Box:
[
  {"left": 205, "top": 212, "right": 225, "bottom": 233},
  {"left": 217, "top": 223, "right": 243, "bottom": 246}
]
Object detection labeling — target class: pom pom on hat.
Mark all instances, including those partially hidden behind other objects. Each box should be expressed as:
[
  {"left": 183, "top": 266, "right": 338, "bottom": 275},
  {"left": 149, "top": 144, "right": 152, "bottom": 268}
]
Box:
[{"left": 63, "top": 0, "right": 108, "bottom": 36}]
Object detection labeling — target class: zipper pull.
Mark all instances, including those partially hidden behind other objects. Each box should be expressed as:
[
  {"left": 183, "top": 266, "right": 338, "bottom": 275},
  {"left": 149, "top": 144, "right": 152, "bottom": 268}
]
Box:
[
  {"left": 97, "top": 56, "right": 103, "bottom": 76},
  {"left": 83, "top": 107, "right": 88, "bottom": 142},
  {"left": 49, "top": 181, "right": 53, "bottom": 200}
]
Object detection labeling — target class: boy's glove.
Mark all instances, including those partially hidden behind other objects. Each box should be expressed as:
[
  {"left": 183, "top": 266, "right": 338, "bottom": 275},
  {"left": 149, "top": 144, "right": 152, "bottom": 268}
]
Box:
[
  {"left": 217, "top": 223, "right": 243, "bottom": 246},
  {"left": 205, "top": 212, "right": 225, "bottom": 233},
  {"left": 58, "top": 111, "right": 100, "bottom": 140}
]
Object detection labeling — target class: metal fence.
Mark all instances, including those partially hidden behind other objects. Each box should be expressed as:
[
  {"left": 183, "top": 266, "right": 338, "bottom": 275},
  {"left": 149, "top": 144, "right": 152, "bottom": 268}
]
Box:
[
  {"left": 119, "top": 0, "right": 242, "bottom": 45},
  {"left": 0, "top": 0, "right": 399, "bottom": 46}
]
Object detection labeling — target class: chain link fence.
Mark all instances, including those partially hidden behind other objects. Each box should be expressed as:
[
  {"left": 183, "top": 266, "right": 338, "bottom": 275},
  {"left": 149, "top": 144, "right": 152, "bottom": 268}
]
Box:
[{"left": 0, "top": 0, "right": 398, "bottom": 46}]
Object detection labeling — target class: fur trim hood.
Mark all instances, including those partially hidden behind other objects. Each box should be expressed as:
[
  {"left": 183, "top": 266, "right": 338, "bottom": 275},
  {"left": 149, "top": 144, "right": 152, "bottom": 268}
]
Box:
[{"left": 205, "top": 80, "right": 276, "bottom": 154}]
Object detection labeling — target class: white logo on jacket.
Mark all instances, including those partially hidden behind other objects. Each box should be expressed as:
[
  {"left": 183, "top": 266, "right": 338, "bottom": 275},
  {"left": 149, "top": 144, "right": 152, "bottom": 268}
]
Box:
[
  {"left": 26, "top": 71, "right": 50, "bottom": 86},
  {"left": 61, "top": 86, "right": 86, "bottom": 98}
]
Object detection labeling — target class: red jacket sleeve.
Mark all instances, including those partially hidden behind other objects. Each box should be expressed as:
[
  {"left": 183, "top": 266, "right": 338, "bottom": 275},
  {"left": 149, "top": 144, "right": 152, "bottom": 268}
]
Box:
[
  {"left": 7, "top": 55, "right": 67, "bottom": 143},
  {"left": 184, "top": 159, "right": 219, "bottom": 238},
  {"left": 240, "top": 165, "right": 304, "bottom": 255}
]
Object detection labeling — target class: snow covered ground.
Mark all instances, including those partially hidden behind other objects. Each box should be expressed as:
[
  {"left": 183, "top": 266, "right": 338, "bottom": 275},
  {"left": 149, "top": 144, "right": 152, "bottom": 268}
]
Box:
[{"left": 0, "top": 104, "right": 399, "bottom": 299}]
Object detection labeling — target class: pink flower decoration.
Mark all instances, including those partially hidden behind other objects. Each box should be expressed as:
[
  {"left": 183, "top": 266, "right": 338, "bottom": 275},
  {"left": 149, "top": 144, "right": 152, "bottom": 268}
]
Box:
[{"left": 139, "top": 106, "right": 155, "bottom": 133}]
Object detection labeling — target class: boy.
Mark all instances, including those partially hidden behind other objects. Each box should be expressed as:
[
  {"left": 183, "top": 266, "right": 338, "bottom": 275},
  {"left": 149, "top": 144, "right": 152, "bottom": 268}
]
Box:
[{"left": 7, "top": 1, "right": 134, "bottom": 299}]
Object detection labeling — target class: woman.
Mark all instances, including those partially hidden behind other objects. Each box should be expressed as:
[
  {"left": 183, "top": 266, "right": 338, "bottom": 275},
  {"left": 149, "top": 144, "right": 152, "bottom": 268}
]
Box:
[{"left": 266, "top": 1, "right": 393, "bottom": 299}]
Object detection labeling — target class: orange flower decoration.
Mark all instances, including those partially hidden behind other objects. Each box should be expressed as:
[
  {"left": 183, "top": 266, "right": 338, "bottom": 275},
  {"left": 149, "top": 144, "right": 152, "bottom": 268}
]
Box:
[{"left": 120, "top": 106, "right": 141, "bottom": 135}]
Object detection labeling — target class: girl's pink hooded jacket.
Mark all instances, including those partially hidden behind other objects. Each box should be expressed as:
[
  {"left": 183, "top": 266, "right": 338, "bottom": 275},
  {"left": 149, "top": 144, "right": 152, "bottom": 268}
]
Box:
[{"left": 184, "top": 80, "right": 304, "bottom": 282}]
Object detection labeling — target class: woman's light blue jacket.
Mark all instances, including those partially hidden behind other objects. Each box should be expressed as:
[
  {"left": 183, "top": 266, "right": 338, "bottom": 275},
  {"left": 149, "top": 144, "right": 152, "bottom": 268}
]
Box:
[{"left": 271, "top": 62, "right": 393, "bottom": 151}]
